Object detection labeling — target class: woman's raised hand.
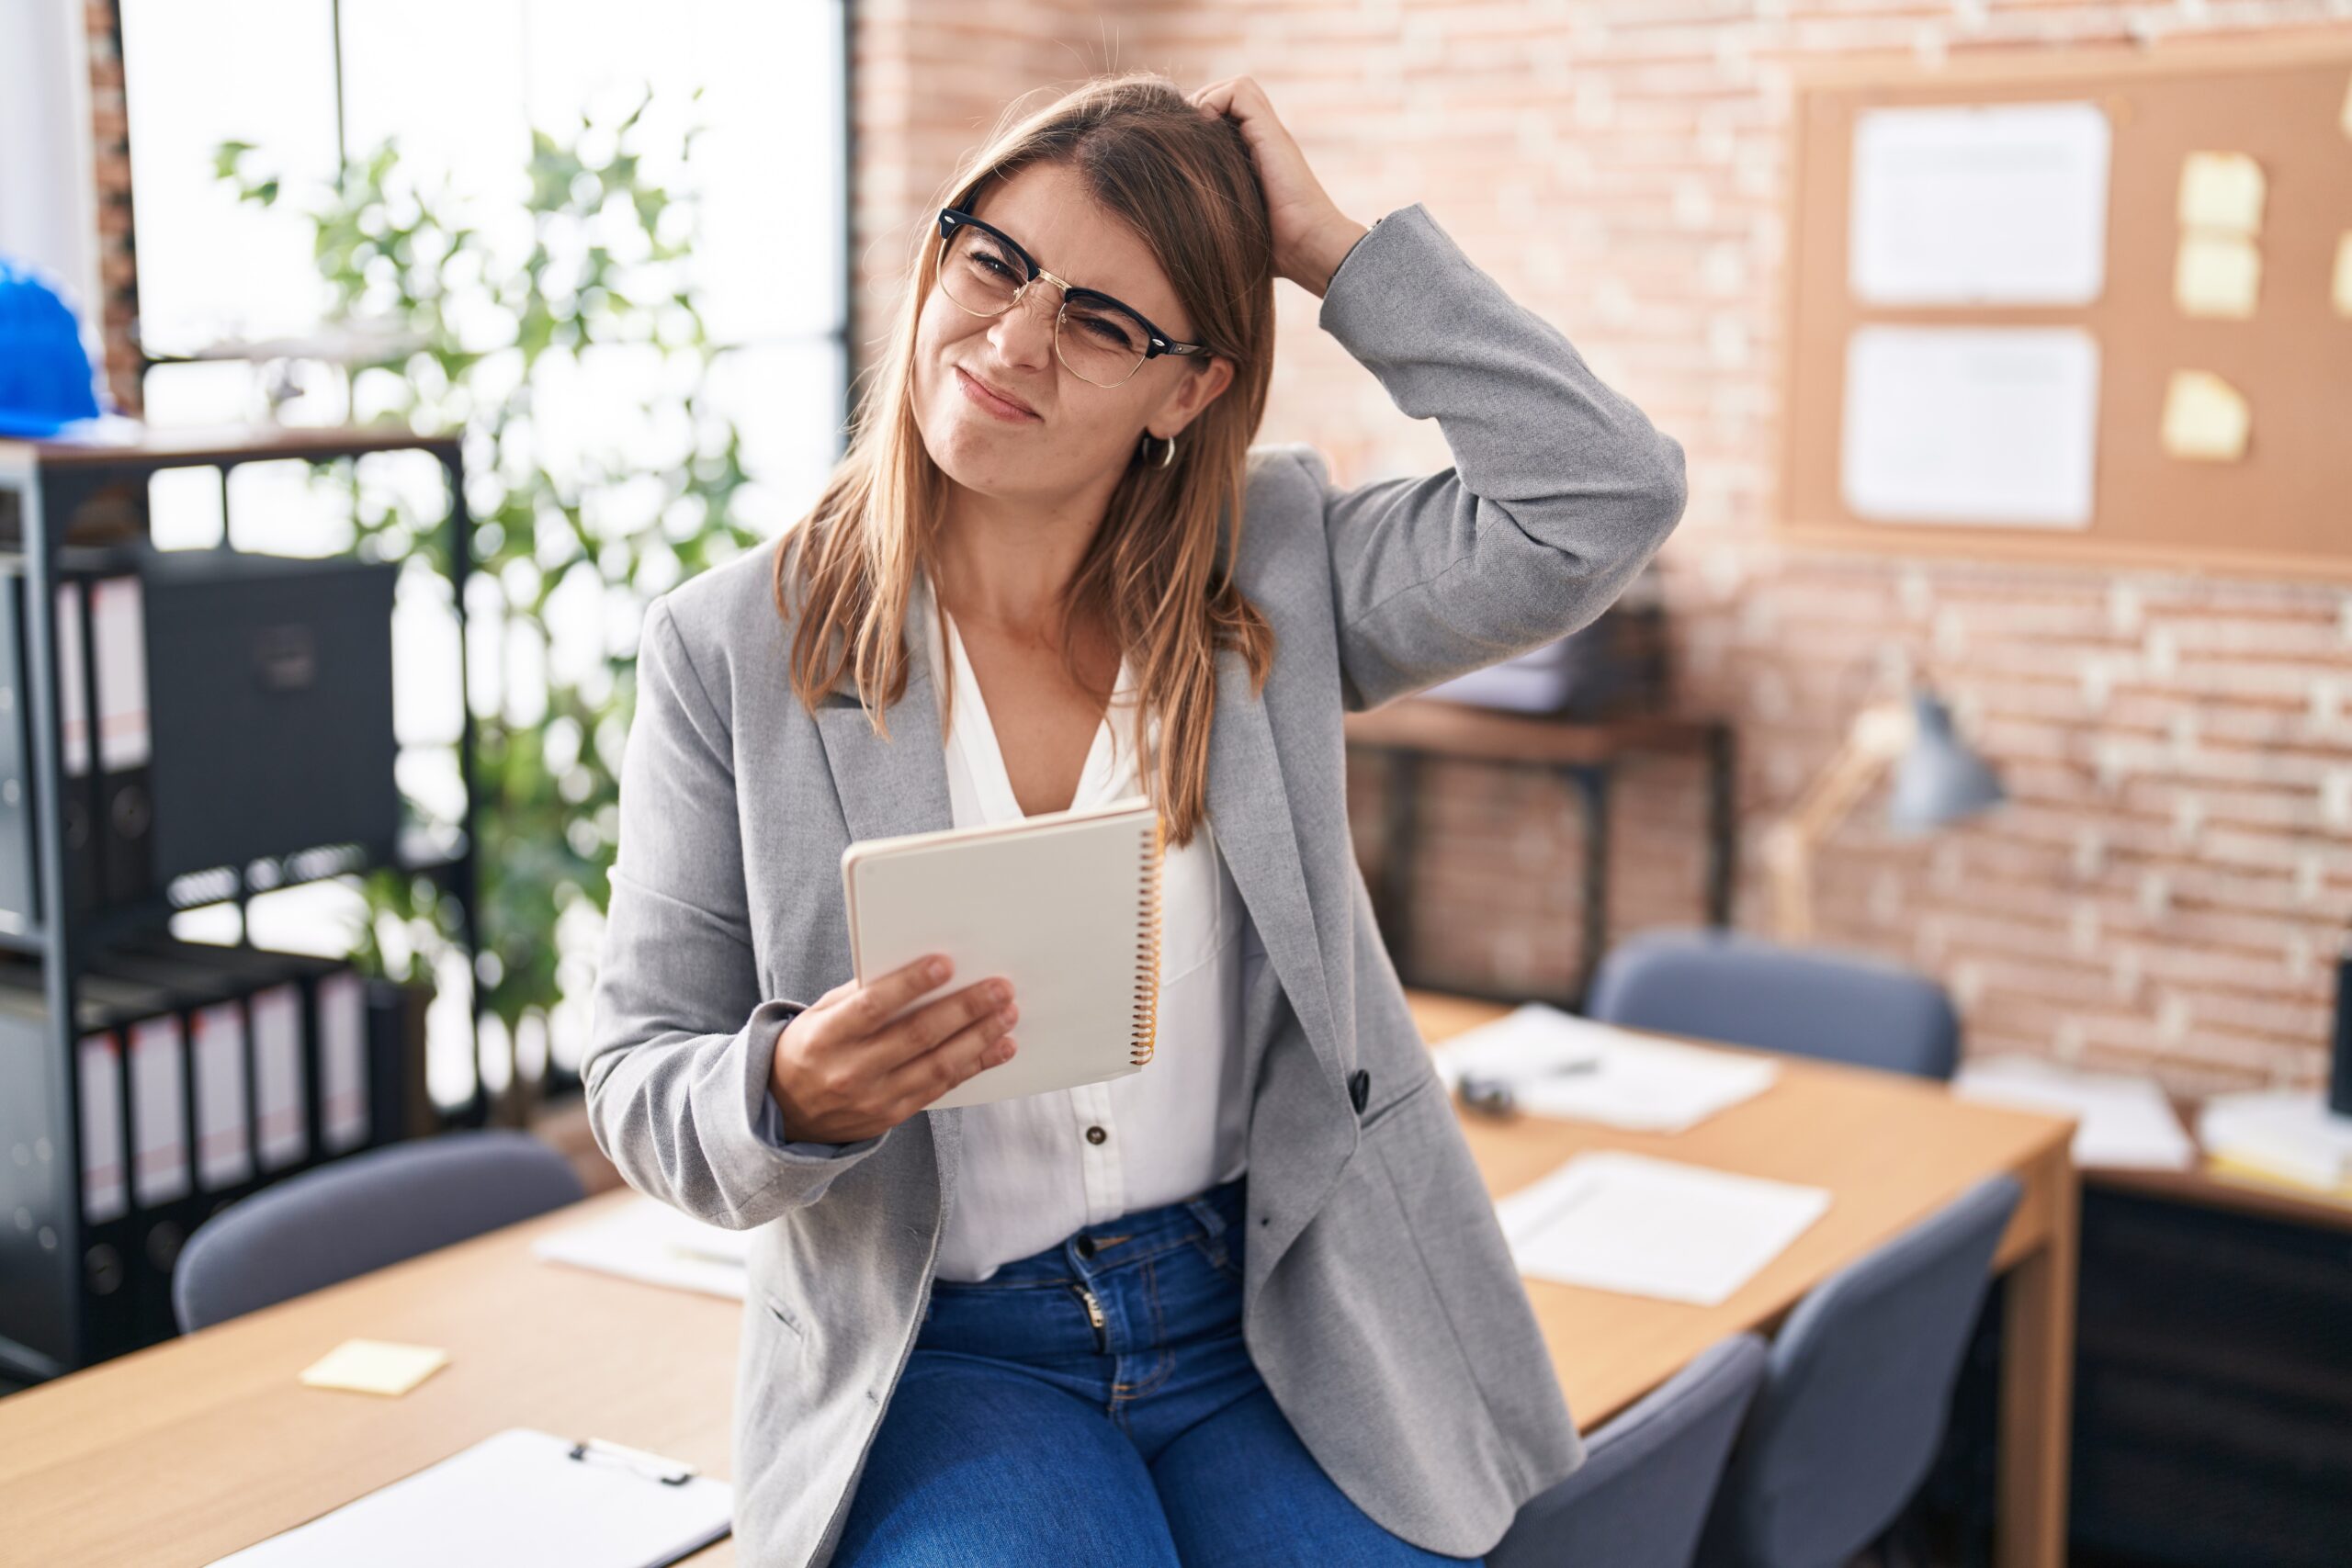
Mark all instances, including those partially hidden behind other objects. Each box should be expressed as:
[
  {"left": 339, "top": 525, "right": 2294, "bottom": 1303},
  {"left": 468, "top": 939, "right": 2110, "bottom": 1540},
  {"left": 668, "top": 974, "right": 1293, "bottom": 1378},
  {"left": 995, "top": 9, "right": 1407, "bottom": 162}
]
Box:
[
  {"left": 1188, "top": 75, "right": 1368, "bottom": 299},
  {"left": 768, "top": 955, "right": 1018, "bottom": 1144}
]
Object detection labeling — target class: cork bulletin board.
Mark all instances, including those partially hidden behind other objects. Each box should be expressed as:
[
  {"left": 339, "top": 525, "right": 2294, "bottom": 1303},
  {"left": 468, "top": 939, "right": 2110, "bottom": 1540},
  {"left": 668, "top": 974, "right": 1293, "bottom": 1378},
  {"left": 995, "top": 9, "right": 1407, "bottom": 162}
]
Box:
[{"left": 1779, "top": 34, "right": 2352, "bottom": 580}]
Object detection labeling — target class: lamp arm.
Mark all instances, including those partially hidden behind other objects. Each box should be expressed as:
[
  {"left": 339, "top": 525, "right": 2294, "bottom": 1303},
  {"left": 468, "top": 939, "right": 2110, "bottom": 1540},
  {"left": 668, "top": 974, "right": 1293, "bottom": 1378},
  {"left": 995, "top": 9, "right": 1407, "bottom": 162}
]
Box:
[{"left": 1764, "top": 702, "right": 1916, "bottom": 943}]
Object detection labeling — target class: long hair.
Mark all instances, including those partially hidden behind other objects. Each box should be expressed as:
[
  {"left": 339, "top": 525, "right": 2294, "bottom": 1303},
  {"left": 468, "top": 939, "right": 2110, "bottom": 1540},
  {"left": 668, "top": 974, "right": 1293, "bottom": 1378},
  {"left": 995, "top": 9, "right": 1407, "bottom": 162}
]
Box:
[{"left": 774, "top": 71, "right": 1280, "bottom": 850}]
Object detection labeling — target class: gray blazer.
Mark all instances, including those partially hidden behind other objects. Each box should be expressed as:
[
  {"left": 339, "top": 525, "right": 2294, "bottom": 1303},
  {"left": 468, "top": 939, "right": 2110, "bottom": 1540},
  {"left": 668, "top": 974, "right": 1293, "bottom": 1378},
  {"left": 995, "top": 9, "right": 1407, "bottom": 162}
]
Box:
[{"left": 585, "top": 199, "right": 1687, "bottom": 1566}]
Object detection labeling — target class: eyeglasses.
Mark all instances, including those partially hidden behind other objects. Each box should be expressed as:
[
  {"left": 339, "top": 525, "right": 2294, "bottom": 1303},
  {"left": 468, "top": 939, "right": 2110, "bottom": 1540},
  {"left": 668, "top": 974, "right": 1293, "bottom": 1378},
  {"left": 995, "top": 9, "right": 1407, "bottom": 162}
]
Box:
[{"left": 934, "top": 207, "right": 1212, "bottom": 389}]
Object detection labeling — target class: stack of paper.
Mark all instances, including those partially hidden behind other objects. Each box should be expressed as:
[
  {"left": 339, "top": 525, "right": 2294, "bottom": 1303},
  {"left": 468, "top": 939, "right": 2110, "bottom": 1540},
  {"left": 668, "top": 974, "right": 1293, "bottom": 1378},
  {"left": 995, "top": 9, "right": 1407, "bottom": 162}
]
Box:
[
  {"left": 2197, "top": 1091, "right": 2352, "bottom": 1200},
  {"left": 1951, "top": 1055, "right": 2195, "bottom": 1170},
  {"left": 1495, "top": 1152, "right": 1833, "bottom": 1306},
  {"left": 533, "top": 1196, "right": 752, "bottom": 1301},
  {"left": 1429, "top": 1003, "right": 1779, "bottom": 1134}
]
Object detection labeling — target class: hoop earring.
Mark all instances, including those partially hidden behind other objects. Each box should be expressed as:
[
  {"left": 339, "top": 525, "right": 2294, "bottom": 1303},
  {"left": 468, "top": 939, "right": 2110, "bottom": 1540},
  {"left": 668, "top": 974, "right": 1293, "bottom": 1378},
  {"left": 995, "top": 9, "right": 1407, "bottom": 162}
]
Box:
[{"left": 1146, "top": 431, "right": 1177, "bottom": 469}]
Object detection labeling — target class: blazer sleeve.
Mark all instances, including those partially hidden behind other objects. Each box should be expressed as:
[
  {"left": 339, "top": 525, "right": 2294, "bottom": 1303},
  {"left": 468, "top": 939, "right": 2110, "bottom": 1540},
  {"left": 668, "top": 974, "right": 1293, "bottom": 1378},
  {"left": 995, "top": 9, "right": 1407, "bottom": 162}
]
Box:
[
  {"left": 582, "top": 592, "right": 890, "bottom": 1231},
  {"left": 1302, "top": 202, "right": 1689, "bottom": 713}
]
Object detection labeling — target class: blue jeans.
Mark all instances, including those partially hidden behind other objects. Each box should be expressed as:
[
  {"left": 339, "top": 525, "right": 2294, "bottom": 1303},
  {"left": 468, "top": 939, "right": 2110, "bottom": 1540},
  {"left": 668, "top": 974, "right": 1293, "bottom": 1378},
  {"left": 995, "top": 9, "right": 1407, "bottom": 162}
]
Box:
[{"left": 831, "top": 1171, "right": 1486, "bottom": 1567}]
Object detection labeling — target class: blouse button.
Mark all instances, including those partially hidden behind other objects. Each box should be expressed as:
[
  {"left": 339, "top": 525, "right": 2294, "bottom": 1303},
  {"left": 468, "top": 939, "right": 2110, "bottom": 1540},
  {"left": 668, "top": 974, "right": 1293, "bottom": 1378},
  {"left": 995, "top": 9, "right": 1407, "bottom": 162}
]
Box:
[{"left": 1085, "top": 1125, "right": 1107, "bottom": 1145}]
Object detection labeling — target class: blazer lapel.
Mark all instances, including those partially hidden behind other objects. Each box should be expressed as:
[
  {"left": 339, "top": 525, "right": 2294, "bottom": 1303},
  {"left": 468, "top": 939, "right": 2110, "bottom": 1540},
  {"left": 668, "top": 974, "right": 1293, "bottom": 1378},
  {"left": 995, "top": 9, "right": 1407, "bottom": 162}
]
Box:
[
  {"left": 812, "top": 581, "right": 966, "bottom": 1222},
  {"left": 1202, "top": 643, "right": 1344, "bottom": 1100},
  {"left": 1203, "top": 640, "right": 1356, "bottom": 1276}
]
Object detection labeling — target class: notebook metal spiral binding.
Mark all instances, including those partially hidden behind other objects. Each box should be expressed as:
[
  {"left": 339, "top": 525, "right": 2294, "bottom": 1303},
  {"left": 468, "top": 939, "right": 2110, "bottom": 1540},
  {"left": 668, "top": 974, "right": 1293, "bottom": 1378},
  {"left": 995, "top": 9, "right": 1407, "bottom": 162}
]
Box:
[{"left": 1131, "top": 810, "right": 1166, "bottom": 1066}]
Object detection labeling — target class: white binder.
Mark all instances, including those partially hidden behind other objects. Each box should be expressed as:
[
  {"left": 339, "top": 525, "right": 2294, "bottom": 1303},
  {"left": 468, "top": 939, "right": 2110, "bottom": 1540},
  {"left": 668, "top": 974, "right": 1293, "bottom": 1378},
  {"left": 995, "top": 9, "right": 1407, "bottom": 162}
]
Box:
[
  {"left": 75, "top": 1031, "right": 127, "bottom": 1224},
  {"left": 126, "top": 1010, "right": 190, "bottom": 1207},
  {"left": 191, "top": 998, "right": 254, "bottom": 1190},
  {"left": 203, "top": 1428, "right": 732, "bottom": 1568},
  {"left": 318, "top": 968, "right": 369, "bottom": 1153},
  {"left": 250, "top": 981, "right": 309, "bottom": 1172}
]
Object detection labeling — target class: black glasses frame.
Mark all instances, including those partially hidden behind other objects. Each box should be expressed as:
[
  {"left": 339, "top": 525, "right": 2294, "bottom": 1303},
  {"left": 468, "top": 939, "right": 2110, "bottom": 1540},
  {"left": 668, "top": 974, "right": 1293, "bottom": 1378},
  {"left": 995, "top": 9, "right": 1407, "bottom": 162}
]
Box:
[{"left": 935, "top": 207, "right": 1212, "bottom": 380}]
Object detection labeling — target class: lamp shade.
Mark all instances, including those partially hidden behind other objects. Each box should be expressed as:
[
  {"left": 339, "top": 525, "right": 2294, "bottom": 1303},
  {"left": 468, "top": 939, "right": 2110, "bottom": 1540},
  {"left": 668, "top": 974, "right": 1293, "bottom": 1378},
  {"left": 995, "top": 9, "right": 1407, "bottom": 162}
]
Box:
[{"left": 1885, "top": 691, "right": 2003, "bottom": 834}]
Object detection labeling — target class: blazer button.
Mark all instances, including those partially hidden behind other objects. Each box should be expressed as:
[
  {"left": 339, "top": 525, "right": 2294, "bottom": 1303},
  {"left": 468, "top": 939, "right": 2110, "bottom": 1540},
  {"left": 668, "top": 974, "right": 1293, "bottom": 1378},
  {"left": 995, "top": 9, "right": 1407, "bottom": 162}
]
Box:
[{"left": 1349, "top": 1068, "right": 1371, "bottom": 1113}]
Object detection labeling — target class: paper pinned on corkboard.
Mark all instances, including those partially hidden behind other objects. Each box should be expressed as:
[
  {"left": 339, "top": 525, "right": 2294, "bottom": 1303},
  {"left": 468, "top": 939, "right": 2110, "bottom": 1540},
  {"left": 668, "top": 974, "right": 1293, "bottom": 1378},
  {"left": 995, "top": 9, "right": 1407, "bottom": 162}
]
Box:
[
  {"left": 2175, "top": 232, "right": 2262, "bottom": 317},
  {"left": 2160, "top": 370, "right": 2251, "bottom": 462},
  {"left": 2177, "top": 150, "right": 2267, "bottom": 232}
]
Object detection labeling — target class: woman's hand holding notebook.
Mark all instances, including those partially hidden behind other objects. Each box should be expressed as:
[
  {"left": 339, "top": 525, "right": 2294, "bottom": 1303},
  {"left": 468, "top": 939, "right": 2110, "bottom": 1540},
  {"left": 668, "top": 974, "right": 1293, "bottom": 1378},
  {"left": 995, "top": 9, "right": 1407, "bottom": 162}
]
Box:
[{"left": 839, "top": 795, "right": 1166, "bottom": 1112}]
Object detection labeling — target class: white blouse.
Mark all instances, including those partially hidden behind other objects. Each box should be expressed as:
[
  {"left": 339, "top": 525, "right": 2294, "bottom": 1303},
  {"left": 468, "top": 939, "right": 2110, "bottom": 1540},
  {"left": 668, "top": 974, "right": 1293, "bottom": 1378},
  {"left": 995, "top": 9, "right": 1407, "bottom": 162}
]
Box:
[{"left": 917, "top": 568, "right": 1250, "bottom": 1282}]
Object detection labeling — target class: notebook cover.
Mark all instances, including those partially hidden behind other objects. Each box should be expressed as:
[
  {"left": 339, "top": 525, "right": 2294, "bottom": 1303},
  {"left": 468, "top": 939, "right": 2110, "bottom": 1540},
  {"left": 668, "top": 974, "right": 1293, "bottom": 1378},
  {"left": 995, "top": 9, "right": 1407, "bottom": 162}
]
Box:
[{"left": 841, "top": 795, "right": 1163, "bottom": 1111}]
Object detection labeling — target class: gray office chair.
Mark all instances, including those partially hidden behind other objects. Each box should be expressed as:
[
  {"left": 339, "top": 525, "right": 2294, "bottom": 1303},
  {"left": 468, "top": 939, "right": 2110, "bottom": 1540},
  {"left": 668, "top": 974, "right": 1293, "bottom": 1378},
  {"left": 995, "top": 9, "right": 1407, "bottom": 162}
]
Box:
[
  {"left": 173, "top": 1128, "right": 584, "bottom": 1332},
  {"left": 1489, "top": 1331, "right": 1770, "bottom": 1568},
  {"left": 1586, "top": 928, "right": 1961, "bottom": 1080},
  {"left": 1691, "top": 1173, "right": 2023, "bottom": 1568}
]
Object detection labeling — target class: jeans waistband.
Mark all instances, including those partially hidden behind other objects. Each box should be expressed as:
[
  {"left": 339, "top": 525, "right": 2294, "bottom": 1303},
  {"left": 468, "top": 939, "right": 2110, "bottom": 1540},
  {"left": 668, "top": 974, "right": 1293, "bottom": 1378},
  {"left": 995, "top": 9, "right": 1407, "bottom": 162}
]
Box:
[{"left": 943, "top": 1171, "right": 1249, "bottom": 1286}]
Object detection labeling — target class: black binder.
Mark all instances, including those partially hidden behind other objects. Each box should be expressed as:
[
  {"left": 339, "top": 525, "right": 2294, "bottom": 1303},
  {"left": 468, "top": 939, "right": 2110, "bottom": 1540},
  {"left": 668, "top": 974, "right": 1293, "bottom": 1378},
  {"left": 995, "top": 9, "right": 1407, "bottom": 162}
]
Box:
[
  {"left": 0, "top": 551, "right": 121, "bottom": 931},
  {"left": 0, "top": 966, "right": 184, "bottom": 1364}
]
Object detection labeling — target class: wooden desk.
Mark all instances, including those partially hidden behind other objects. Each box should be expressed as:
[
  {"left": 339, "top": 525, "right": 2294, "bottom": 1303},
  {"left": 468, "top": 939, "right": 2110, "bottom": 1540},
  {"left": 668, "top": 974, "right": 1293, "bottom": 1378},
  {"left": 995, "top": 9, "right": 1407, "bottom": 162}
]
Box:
[
  {"left": 1408, "top": 988, "right": 2079, "bottom": 1568},
  {"left": 0, "top": 992, "right": 2077, "bottom": 1568},
  {"left": 0, "top": 1186, "right": 750, "bottom": 1566}
]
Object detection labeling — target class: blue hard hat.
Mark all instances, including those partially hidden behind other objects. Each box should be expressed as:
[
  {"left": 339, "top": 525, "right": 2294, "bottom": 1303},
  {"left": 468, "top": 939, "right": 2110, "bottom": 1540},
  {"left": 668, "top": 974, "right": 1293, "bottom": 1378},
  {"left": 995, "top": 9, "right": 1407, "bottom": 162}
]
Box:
[{"left": 0, "top": 256, "right": 107, "bottom": 439}]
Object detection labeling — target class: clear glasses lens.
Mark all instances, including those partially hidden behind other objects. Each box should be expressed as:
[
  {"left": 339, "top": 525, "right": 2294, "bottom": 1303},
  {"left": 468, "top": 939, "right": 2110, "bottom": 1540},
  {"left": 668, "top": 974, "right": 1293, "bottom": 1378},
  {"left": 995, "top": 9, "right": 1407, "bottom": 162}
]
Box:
[{"left": 940, "top": 221, "right": 1149, "bottom": 388}]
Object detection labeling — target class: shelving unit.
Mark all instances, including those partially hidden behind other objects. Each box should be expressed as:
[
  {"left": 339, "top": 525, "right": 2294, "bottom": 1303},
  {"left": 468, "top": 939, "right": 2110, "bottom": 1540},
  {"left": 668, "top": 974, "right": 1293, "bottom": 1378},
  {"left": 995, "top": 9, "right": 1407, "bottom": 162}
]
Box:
[{"left": 0, "top": 423, "right": 482, "bottom": 1382}]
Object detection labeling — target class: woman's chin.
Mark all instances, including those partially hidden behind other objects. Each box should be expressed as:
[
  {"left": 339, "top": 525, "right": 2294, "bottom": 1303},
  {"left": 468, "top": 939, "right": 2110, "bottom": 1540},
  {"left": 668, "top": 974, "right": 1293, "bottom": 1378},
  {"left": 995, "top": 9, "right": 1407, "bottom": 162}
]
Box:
[{"left": 929, "top": 421, "right": 1046, "bottom": 491}]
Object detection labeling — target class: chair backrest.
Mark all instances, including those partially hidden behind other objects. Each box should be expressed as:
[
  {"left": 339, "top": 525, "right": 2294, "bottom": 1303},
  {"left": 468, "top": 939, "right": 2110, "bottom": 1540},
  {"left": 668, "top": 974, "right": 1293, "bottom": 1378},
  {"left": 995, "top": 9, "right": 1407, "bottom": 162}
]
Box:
[
  {"left": 173, "top": 1129, "right": 585, "bottom": 1332},
  {"left": 1587, "top": 928, "right": 1962, "bottom": 1079},
  {"left": 1489, "top": 1332, "right": 1769, "bottom": 1568},
  {"left": 1695, "top": 1173, "right": 2023, "bottom": 1568}
]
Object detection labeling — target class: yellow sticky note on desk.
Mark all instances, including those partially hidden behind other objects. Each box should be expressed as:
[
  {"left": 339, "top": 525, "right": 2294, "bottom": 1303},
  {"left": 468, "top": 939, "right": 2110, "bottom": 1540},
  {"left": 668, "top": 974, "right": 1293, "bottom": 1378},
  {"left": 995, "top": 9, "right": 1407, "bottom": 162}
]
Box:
[
  {"left": 2175, "top": 232, "right": 2261, "bottom": 318},
  {"left": 300, "top": 1338, "right": 450, "bottom": 1396},
  {"left": 2177, "top": 151, "right": 2265, "bottom": 234},
  {"left": 2159, "top": 370, "right": 2250, "bottom": 463}
]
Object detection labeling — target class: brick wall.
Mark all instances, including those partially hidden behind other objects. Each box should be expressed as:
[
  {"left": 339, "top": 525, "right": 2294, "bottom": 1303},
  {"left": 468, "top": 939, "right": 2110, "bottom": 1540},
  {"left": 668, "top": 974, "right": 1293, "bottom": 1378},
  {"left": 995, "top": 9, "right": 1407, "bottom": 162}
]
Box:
[
  {"left": 84, "top": 0, "right": 141, "bottom": 417},
  {"left": 850, "top": 0, "right": 2352, "bottom": 1098}
]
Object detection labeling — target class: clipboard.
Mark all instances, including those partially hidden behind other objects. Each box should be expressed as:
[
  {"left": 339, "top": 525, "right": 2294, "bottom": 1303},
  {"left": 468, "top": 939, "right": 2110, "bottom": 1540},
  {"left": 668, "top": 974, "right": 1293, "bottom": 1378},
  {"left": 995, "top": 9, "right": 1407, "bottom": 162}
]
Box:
[{"left": 203, "top": 1428, "right": 731, "bottom": 1567}]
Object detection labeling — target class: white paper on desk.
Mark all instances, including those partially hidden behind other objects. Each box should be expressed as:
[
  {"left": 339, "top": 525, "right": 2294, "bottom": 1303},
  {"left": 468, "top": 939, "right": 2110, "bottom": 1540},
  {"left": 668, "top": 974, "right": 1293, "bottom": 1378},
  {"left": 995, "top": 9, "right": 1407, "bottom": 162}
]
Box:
[
  {"left": 1428, "top": 1003, "right": 1778, "bottom": 1134},
  {"left": 532, "top": 1195, "right": 751, "bottom": 1301},
  {"left": 2198, "top": 1091, "right": 2352, "bottom": 1190},
  {"left": 1849, "top": 101, "right": 2111, "bottom": 306},
  {"left": 1496, "top": 1152, "right": 1833, "bottom": 1307},
  {"left": 1951, "top": 1055, "right": 2194, "bottom": 1170},
  {"left": 1842, "top": 325, "right": 2100, "bottom": 529},
  {"left": 204, "top": 1427, "right": 731, "bottom": 1568}
]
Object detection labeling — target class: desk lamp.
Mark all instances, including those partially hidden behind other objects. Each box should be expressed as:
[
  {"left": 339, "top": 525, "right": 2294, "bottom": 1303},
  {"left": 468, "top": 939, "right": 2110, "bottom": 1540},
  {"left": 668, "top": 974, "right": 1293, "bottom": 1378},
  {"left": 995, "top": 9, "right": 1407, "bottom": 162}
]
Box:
[{"left": 1763, "top": 688, "right": 2004, "bottom": 943}]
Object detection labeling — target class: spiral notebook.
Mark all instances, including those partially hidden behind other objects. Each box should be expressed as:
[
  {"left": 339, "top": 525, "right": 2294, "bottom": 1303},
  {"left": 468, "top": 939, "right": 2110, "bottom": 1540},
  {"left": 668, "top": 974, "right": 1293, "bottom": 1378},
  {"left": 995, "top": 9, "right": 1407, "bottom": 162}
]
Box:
[{"left": 842, "top": 793, "right": 1164, "bottom": 1111}]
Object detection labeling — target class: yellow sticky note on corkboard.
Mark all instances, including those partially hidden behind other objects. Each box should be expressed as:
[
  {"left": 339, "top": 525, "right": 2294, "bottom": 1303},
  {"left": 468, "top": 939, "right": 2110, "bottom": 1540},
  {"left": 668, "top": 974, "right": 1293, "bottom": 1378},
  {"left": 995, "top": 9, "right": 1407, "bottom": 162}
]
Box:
[
  {"left": 2335, "top": 233, "right": 2352, "bottom": 319},
  {"left": 2174, "top": 232, "right": 2261, "bottom": 318},
  {"left": 2159, "top": 370, "right": 2250, "bottom": 463},
  {"left": 300, "top": 1338, "right": 450, "bottom": 1396},
  {"left": 2177, "top": 151, "right": 2265, "bottom": 234}
]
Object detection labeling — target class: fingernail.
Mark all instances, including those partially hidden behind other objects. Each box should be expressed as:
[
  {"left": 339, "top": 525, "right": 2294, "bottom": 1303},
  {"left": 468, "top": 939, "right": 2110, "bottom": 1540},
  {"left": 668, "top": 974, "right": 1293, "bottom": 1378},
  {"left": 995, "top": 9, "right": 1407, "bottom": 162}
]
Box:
[{"left": 929, "top": 957, "right": 949, "bottom": 981}]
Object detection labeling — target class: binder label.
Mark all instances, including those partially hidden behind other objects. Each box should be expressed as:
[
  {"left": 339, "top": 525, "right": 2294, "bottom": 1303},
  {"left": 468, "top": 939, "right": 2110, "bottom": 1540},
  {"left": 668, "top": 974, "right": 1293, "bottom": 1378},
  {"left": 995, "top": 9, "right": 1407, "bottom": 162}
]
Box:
[
  {"left": 77, "top": 1032, "right": 127, "bottom": 1224},
  {"left": 129, "top": 1012, "right": 192, "bottom": 1205},
  {"left": 194, "top": 998, "right": 255, "bottom": 1190},
  {"left": 252, "top": 983, "right": 308, "bottom": 1171},
  {"left": 92, "top": 576, "right": 153, "bottom": 772},
  {"left": 320, "top": 970, "right": 368, "bottom": 1154}
]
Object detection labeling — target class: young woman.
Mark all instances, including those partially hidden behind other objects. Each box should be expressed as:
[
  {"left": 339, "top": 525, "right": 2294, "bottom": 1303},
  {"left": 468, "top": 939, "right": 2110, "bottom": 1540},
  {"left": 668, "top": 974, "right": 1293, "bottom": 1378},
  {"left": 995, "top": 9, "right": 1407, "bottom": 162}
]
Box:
[{"left": 586, "top": 72, "right": 1686, "bottom": 1567}]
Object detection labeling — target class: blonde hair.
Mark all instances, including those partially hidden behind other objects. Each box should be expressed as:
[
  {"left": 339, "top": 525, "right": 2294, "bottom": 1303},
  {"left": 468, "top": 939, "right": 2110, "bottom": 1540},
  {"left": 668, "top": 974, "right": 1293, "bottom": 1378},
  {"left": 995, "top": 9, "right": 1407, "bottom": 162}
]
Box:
[{"left": 773, "top": 71, "right": 1280, "bottom": 849}]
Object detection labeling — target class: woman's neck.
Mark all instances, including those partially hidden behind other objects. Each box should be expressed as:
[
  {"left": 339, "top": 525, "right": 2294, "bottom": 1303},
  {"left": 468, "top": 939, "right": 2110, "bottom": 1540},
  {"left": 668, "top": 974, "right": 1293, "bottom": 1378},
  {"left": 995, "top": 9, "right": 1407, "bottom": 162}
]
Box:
[{"left": 932, "top": 487, "right": 1104, "bottom": 640}]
